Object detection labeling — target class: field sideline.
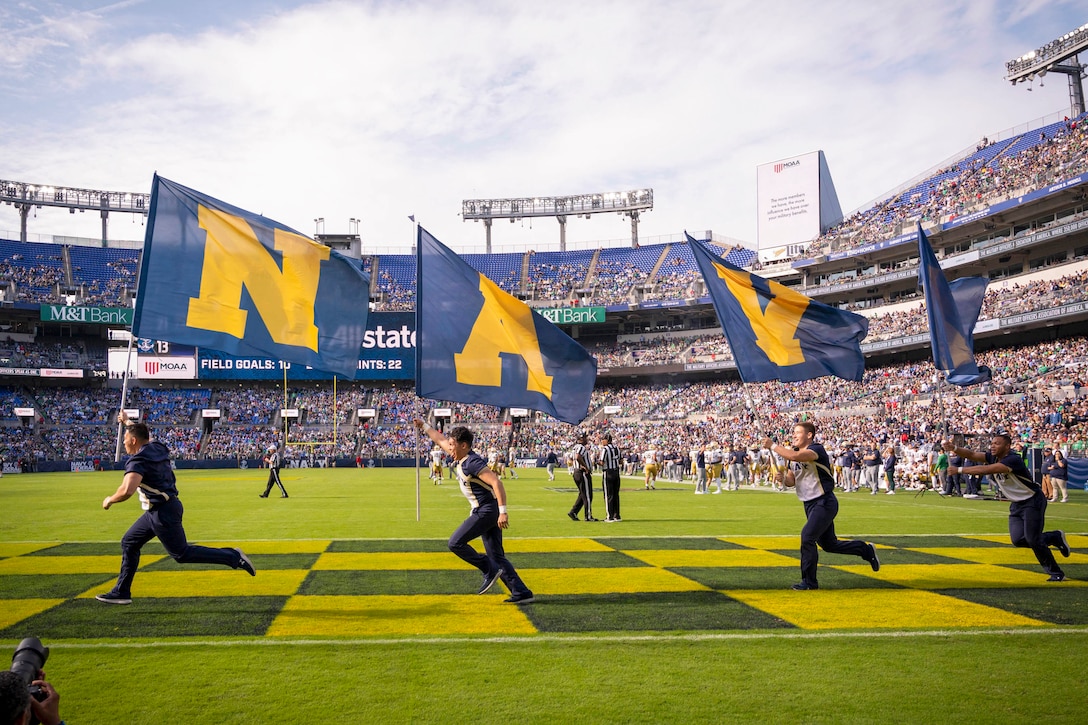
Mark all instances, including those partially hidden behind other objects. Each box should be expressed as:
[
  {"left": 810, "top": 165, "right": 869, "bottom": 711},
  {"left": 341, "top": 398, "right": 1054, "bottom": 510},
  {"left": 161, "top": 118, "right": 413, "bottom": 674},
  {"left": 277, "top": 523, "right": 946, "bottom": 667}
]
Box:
[{"left": 2, "top": 467, "right": 1087, "bottom": 723}]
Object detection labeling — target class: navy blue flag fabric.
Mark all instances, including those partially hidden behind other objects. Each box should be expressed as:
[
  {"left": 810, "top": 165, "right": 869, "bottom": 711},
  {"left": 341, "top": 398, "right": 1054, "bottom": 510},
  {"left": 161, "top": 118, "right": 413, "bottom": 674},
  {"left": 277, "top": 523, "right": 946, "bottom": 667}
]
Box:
[
  {"left": 415, "top": 227, "right": 597, "bottom": 425},
  {"left": 916, "top": 224, "right": 991, "bottom": 386},
  {"left": 687, "top": 233, "right": 868, "bottom": 383},
  {"left": 133, "top": 175, "right": 370, "bottom": 379}
]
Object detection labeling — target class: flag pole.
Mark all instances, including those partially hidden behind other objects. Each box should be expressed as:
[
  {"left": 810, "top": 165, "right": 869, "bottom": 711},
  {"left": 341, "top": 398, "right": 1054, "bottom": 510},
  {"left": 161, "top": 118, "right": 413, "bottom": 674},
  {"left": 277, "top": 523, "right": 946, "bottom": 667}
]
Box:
[
  {"left": 412, "top": 214, "right": 421, "bottom": 523},
  {"left": 415, "top": 401, "right": 423, "bottom": 522},
  {"left": 114, "top": 317, "right": 137, "bottom": 463}
]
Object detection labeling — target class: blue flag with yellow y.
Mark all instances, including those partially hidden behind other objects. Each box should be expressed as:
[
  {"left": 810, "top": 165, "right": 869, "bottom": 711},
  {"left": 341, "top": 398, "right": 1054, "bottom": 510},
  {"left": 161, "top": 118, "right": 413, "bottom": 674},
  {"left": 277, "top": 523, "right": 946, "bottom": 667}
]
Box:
[
  {"left": 916, "top": 224, "right": 991, "bottom": 386},
  {"left": 415, "top": 227, "right": 597, "bottom": 425},
  {"left": 133, "top": 175, "right": 370, "bottom": 379},
  {"left": 687, "top": 233, "right": 868, "bottom": 383}
]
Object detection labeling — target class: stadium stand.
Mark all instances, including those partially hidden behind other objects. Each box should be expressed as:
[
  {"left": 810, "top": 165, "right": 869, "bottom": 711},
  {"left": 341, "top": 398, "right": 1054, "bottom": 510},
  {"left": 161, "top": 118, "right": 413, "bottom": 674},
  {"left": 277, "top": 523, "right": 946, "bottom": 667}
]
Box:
[{"left": 4, "top": 114, "right": 1088, "bottom": 473}]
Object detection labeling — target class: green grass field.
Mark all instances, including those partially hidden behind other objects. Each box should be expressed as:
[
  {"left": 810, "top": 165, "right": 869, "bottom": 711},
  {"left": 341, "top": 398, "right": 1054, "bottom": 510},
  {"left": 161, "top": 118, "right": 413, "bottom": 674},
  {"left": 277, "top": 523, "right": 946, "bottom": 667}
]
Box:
[{"left": 2, "top": 466, "right": 1087, "bottom": 723}]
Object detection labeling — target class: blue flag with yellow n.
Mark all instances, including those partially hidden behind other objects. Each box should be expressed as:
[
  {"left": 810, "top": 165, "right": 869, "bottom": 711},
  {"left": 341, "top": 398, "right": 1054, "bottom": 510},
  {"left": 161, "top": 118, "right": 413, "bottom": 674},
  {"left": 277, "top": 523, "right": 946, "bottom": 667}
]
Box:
[
  {"left": 916, "top": 224, "right": 991, "bottom": 386},
  {"left": 415, "top": 227, "right": 596, "bottom": 425},
  {"left": 687, "top": 233, "right": 868, "bottom": 383},
  {"left": 133, "top": 175, "right": 370, "bottom": 379}
]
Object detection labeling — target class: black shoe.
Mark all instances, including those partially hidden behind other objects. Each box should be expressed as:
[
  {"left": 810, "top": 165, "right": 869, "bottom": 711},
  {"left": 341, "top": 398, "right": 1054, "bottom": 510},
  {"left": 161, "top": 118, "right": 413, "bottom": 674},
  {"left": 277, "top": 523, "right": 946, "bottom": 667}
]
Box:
[
  {"left": 504, "top": 592, "right": 535, "bottom": 604},
  {"left": 567, "top": 512, "right": 578, "bottom": 521},
  {"left": 1047, "top": 572, "right": 1066, "bottom": 582},
  {"left": 586, "top": 517, "right": 599, "bottom": 522},
  {"left": 1056, "top": 531, "right": 1070, "bottom": 558},
  {"left": 281, "top": 495, "right": 289, "bottom": 498},
  {"left": 259, "top": 494, "right": 268, "bottom": 498},
  {"left": 791, "top": 582, "right": 818, "bottom": 591},
  {"left": 866, "top": 543, "right": 881, "bottom": 572},
  {"left": 95, "top": 591, "right": 132, "bottom": 605},
  {"left": 478, "top": 568, "right": 501, "bottom": 595},
  {"left": 236, "top": 548, "right": 257, "bottom": 576}
]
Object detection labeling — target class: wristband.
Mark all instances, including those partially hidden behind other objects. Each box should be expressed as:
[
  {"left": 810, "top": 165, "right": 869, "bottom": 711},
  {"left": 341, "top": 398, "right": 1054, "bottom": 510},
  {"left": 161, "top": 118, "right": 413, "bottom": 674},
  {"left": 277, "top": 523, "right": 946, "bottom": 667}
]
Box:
[
  {"left": 498, "top": 505, "right": 507, "bottom": 514},
  {"left": 422, "top": 421, "right": 433, "bottom": 433}
]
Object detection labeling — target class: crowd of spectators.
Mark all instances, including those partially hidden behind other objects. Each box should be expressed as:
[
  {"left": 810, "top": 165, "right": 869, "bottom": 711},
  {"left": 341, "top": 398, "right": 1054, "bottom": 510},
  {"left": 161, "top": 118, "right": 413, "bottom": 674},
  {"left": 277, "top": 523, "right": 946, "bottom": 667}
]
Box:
[
  {"left": 36, "top": 387, "right": 116, "bottom": 423},
  {"left": 74, "top": 255, "right": 139, "bottom": 306},
  {"left": 809, "top": 114, "right": 1088, "bottom": 259},
  {"left": 128, "top": 388, "right": 211, "bottom": 424},
  {"left": 0, "top": 338, "right": 85, "bottom": 369},
  {"left": 1, "top": 333, "right": 1085, "bottom": 463},
  {"left": 213, "top": 386, "right": 281, "bottom": 424},
  {"left": 0, "top": 256, "right": 65, "bottom": 302},
  {"left": 527, "top": 259, "right": 589, "bottom": 301},
  {"left": 201, "top": 424, "right": 280, "bottom": 460}
]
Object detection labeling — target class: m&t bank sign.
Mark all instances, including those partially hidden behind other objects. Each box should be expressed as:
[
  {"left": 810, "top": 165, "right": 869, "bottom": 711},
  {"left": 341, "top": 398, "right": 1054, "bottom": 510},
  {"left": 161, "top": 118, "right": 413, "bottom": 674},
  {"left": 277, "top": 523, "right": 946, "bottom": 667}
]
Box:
[
  {"left": 41, "top": 305, "right": 134, "bottom": 325},
  {"left": 537, "top": 306, "right": 606, "bottom": 325}
]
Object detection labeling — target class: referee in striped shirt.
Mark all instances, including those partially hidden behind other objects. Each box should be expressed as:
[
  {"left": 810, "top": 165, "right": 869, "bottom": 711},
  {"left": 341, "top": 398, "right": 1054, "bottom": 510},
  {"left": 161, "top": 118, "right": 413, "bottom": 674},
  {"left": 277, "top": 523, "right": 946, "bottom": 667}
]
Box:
[{"left": 599, "top": 433, "right": 623, "bottom": 522}]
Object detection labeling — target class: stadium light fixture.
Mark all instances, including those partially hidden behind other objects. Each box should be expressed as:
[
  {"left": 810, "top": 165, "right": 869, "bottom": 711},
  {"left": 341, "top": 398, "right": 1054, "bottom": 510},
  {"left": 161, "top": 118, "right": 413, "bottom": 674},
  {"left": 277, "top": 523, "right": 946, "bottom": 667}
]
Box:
[
  {"left": 1005, "top": 22, "right": 1088, "bottom": 116},
  {"left": 0, "top": 177, "right": 151, "bottom": 244},
  {"left": 462, "top": 188, "right": 653, "bottom": 252}
]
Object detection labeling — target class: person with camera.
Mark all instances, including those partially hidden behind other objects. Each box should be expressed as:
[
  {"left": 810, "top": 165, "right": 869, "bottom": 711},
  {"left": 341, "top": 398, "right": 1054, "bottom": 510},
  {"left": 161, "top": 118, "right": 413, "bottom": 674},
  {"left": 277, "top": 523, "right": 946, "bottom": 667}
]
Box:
[
  {"left": 0, "top": 669, "right": 61, "bottom": 725},
  {"left": 96, "top": 412, "right": 256, "bottom": 605},
  {"left": 943, "top": 434, "right": 1070, "bottom": 581}
]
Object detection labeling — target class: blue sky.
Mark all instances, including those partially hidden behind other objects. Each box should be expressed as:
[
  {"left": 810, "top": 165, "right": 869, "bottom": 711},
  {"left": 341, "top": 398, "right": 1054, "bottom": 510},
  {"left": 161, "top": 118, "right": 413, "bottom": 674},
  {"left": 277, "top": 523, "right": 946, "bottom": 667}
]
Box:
[{"left": 0, "top": 0, "right": 1083, "bottom": 252}]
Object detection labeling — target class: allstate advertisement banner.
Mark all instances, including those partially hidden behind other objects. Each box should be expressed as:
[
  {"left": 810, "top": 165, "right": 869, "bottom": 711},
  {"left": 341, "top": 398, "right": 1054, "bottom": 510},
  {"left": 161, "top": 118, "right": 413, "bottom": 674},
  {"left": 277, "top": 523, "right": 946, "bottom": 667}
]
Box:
[{"left": 197, "top": 312, "right": 415, "bottom": 380}]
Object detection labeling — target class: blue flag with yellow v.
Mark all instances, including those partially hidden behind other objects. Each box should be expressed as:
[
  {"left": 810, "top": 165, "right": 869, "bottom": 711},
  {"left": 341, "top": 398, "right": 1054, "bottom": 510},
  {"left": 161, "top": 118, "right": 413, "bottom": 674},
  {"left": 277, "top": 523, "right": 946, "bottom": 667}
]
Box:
[
  {"left": 916, "top": 224, "right": 991, "bottom": 386},
  {"left": 133, "top": 175, "right": 370, "bottom": 379},
  {"left": 687, "top": 233, "right": 868, "bottom": 383},
  {"left": 415, "top": 227, "right": 597, "bottom": 425}
]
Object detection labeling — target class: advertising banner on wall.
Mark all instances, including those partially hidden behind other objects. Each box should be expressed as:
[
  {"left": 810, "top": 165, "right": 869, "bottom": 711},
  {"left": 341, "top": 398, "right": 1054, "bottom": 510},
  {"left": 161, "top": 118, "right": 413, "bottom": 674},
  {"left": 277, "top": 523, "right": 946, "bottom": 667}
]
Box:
[
  {"left": 197, "top": 312, "right": 415, "bottom": 381},
  {"left": 40, "top": 305, "right": 134, "bottom": 325}
]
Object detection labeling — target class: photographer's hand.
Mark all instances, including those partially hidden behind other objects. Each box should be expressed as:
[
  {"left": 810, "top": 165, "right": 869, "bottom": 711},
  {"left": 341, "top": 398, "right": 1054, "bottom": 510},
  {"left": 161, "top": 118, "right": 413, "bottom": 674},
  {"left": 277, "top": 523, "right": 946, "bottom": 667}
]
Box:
[{"left": 30, "top": 677, "right": 61, "bottom": 725}]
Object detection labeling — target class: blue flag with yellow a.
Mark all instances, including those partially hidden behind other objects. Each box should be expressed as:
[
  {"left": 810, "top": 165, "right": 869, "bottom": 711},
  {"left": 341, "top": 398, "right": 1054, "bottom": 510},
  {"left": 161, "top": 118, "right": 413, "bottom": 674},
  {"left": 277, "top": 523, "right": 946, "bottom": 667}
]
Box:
[
  {"left": 133, "top": 175, "right": 370, "bottom": 379},
  {"left": 916, "top": 224, "right": 991, "bottom": 386},
  {"left": 687, "top": 233, "right": 868, "bottom": 383},
  {"left": 415, "top": 227, "right": 596, "bottom": 425}
]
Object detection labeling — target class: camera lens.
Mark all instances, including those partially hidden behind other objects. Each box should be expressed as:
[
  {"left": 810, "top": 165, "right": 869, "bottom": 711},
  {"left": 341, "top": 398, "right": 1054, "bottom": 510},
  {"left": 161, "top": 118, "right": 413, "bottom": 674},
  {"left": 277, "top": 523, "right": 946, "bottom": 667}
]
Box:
[{"left": 10, "top": 637, "right": 49, "bottom": 686}]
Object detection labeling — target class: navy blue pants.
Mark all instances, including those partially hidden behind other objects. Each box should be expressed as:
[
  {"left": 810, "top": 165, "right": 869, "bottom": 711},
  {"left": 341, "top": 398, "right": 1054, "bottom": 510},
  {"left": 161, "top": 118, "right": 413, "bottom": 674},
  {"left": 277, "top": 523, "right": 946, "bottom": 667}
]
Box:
[
  {"left": 448, "top": 505, "right": 531, "bottom": 597},
  {"left": 112, "top": 497, "right": 242, "bottom": 597},
  {"left": 800, "top": 494, "right": 870, "bottom": 586},
  {"left": 1009, "top": 493, "right": 1064, "bottom": 575}
]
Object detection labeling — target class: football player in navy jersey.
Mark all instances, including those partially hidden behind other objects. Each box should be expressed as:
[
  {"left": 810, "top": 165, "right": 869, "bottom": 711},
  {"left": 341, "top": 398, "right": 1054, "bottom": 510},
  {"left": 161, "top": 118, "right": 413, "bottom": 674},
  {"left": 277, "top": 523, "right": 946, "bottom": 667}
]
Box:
[
  {"left": 762, "top": 422, "right": 880, "bottom": 590},
  {"left": 414, "top": 419, "right": 534, "bottom": 603},
  {"left": 944, "top": 434, "right": 1070, "bottom": 581}
]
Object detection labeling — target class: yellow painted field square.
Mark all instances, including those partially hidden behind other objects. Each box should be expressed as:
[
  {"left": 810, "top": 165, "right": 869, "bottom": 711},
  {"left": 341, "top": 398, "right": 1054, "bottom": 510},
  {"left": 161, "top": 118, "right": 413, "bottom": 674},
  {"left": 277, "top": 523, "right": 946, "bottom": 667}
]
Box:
[
  {"left": 519, "top": 567, "right": 709, "bottom": 595},
  {"left": 76, "top": 570, "right": 309, "bottom": 598},
  {"left": 0, "top": 555, "right": 165, "bottom": 575},
  {"left": 624, "top": 549, "right": 799, "bottom": 568},
  {"left": 725, "top": 589, "right": 1048, "bottom": 630},
  {"left": 268, "top": 594, "right": 537, "bottom": 637}
]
